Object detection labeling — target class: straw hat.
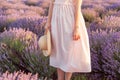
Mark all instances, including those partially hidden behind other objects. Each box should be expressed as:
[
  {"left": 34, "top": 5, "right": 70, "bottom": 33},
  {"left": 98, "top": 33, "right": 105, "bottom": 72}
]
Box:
[{"left": 38, "top": 30, "right": 52, "bottom": 57}]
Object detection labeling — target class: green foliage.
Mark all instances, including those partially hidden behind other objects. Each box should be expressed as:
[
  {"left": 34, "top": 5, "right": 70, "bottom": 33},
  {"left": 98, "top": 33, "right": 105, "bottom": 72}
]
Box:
[{"left": 72, "top": 75, "right": 87, "bottom": 80}]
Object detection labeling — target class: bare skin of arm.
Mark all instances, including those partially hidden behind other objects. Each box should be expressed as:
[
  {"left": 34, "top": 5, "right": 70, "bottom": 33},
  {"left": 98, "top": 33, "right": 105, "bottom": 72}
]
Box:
[
  {"left": 73, "top": 0, "right": 82, "bottom": 40},
  {"left": 44, "top": 0, "right": 55, "bottom": 34}
]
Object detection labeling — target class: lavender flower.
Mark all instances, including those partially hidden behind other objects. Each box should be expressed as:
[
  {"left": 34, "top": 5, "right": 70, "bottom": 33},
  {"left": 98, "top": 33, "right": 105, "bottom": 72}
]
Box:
[{"left": 0, "top": 71, "right": 38, "bottom": 80}]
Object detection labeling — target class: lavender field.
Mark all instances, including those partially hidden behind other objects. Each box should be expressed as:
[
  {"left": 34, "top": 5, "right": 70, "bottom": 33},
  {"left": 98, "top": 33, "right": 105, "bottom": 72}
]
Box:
[{"left": 0, "top": 0, "right": 120, "bottom": 80}]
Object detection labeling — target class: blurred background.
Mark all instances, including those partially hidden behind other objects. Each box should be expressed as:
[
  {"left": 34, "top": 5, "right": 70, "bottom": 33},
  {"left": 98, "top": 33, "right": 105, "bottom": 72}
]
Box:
[{"left": 0, "top": 0, "right": 120, "bottom": 80}]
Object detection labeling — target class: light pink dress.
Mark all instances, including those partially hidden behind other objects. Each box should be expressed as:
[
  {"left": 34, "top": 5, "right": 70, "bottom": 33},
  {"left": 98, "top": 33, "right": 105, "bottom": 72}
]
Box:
[{"left": 50, "top": 0, "right": 91, "bottom": 72}]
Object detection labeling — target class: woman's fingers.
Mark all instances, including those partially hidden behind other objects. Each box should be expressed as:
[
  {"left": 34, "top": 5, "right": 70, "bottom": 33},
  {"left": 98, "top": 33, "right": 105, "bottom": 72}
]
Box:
[
  {"left": 44, "top": 25, "right": 51, "bottom": 35},
  {"left": 73, "top": 28, "right": 80, "bottom": 40},
  {"left": 76, "top": 35, "right": 80, "bottom": 40},
  {"left": 73, "top": 34, "right": 80, "bottom": 40}
]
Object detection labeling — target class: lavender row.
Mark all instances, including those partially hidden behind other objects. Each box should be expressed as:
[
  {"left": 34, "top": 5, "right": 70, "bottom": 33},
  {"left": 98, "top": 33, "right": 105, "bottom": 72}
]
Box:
[
  {"left": 0, "top": 16, "right": 47, "bottom": 37},
  {"left": 0, "top": 0, "right": 49, "bottom": 16},
  {"left": 0, "top": 27, "right": 120, "bottom": 79},
  {"left": 0, "top": 0, "right": 120, "bottom": 32}
]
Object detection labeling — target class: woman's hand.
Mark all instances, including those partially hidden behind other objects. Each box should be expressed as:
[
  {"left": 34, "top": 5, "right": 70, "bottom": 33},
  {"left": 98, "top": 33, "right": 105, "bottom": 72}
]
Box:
[
  {"left": 44, "top": 23, "right": 51, "bottom": 34},
  {"left": 73, "top": 27, "right": 80, "bottom": 40}
]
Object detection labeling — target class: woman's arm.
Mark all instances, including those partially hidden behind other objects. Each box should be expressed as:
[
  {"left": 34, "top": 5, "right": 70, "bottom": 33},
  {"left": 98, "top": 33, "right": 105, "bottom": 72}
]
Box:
[
  {"left": 45, "top": 0, "right": 55, "bottom": 30},
  {"left": 73, "top": 0, "right": 82, "bottom": 40},
  {"left": 73, "top": 0, "right": 82, "bottom": 29}
]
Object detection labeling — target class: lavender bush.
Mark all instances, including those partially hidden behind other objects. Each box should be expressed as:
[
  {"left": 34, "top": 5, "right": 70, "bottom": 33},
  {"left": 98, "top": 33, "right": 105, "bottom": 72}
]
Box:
[
  {"left": 112, "top": 11, "right": 120, "bottom": 18},
  {"left": 106, "top": 3, "right": 120, "bottom": 11},
  {"left": 0, "top": 16, "right": 46, "bottom": 38},
  {"left": 88, "top": 29, "right": 120, "bottom": 80},
  {"left": 103, "top": 16, "right": 120, "bottom": 28},
  {"left": 89, "top": 15, "right": 120, "bottom": 32},
  {"left": 0, "top": 28, "right": 55, "bottom": 79},
  {"left": 8, "top": 17, "right": 47, "bottom": 37},
  {"left": 0, "top": 0, "right": 46, "bottom": 16},
  {"left": 24, "top": 0, "right": 40, "bottom": 6},
  {"left": 0, "top": 71, "right": 38, "bottom": 80},
  {"left": 82, "top": 0, "right": 120, "bottom": 21},
  {"left": 82, "top": 8, "right": 98, "bottom": 23}
]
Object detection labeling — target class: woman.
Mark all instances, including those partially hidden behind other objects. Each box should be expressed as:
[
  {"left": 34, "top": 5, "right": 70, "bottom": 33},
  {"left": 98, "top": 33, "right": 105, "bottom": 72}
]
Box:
[{"left": 45, "top": 0, "right": 91, "bottom": 80}]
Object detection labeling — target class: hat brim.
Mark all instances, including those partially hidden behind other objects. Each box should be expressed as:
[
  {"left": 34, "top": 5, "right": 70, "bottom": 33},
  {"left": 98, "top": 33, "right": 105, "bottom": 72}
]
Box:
[{"left": 43, "top": 30, "right": 52, "bottom": 57}]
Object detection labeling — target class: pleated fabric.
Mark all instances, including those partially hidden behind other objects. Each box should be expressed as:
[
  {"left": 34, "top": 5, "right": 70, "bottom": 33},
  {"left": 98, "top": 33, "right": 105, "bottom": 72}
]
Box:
[{"left": 50, "top": 0, "right": 91, "bottom": 72}]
